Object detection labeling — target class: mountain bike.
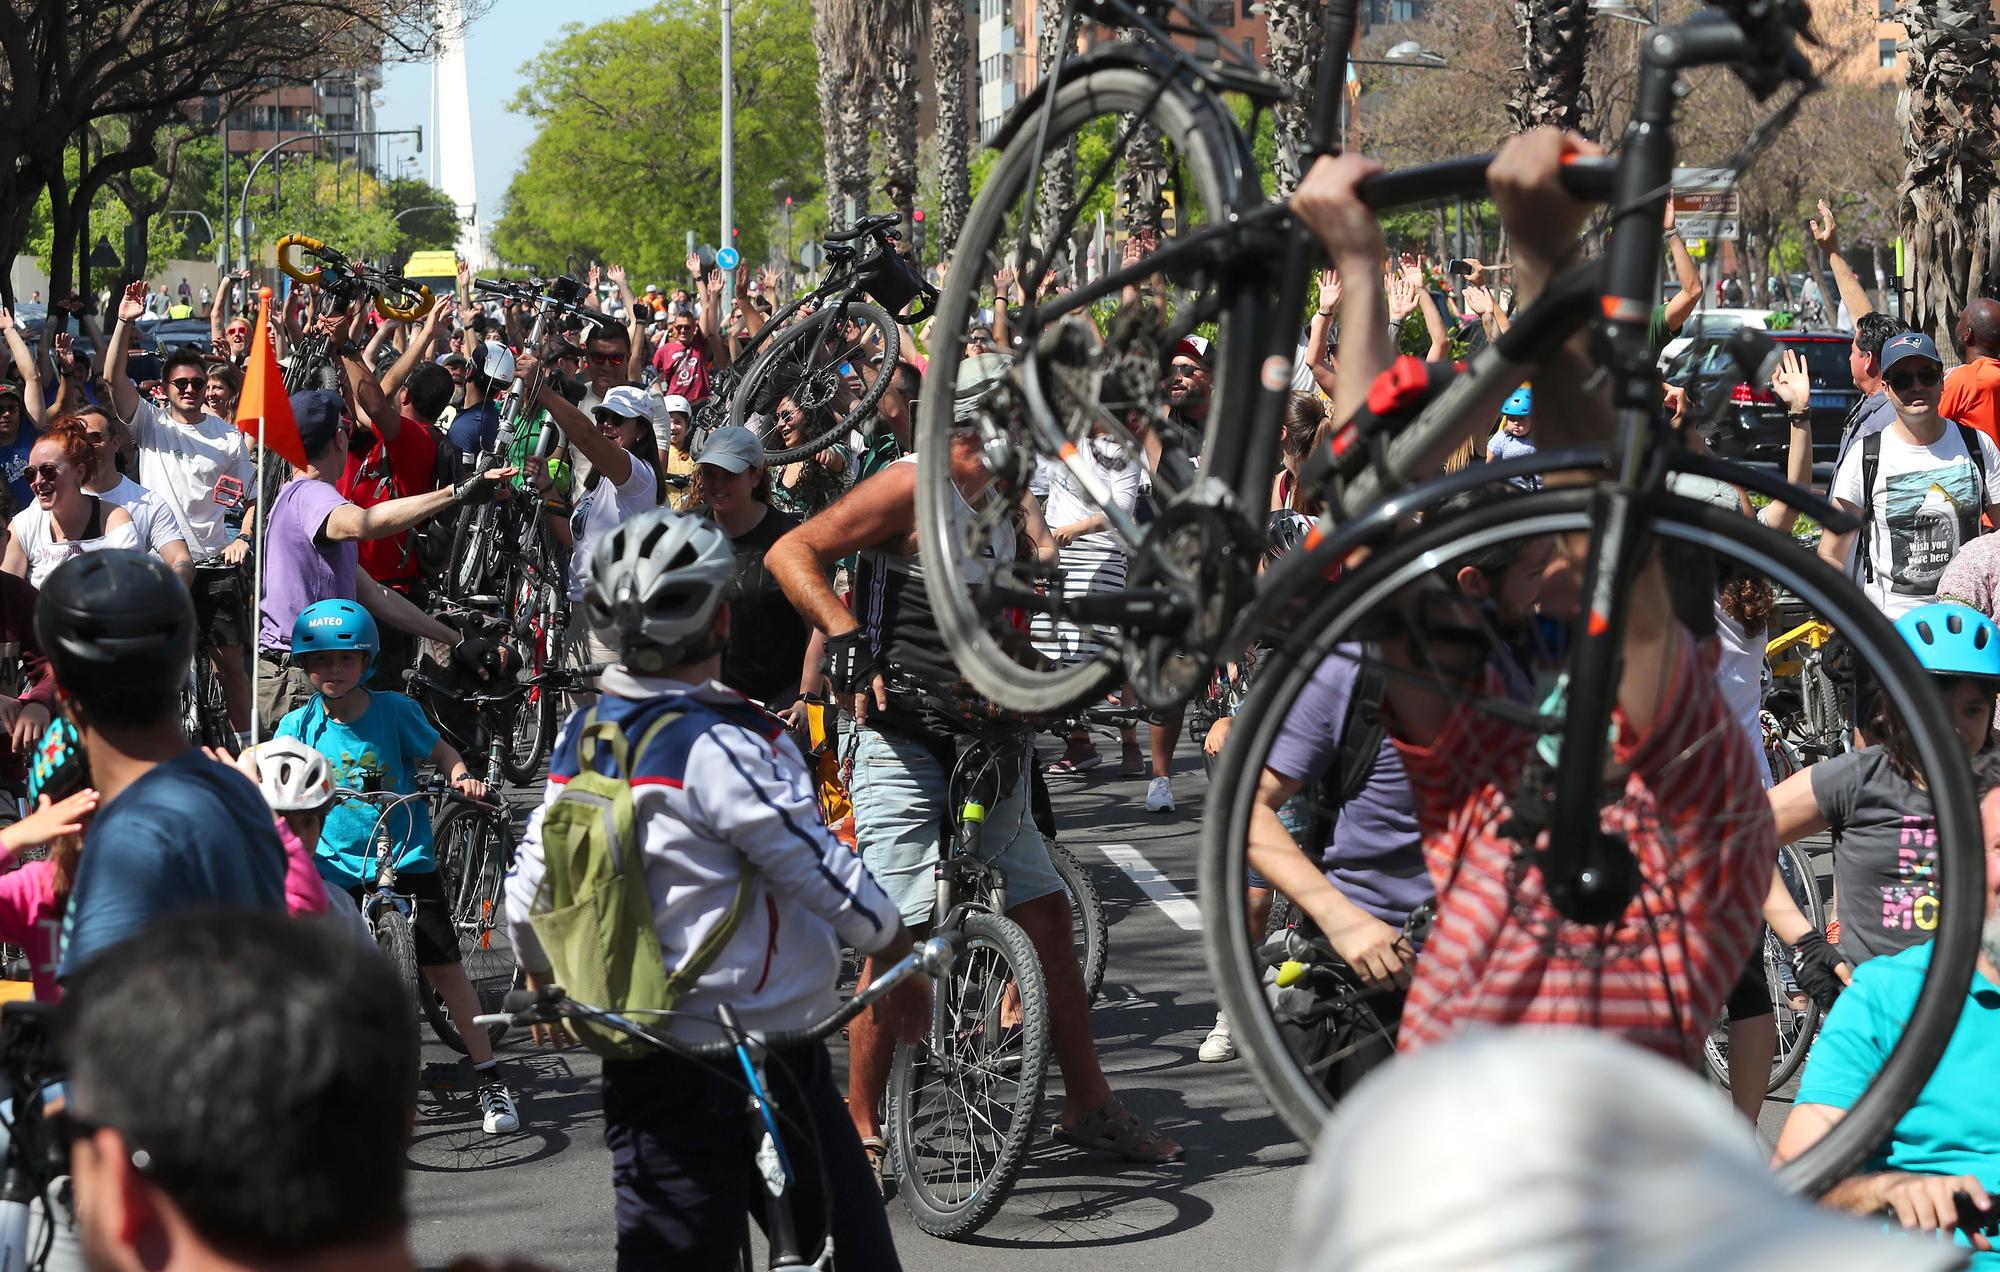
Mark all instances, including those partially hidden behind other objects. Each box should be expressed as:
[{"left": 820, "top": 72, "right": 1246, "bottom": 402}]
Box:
[
  {"left": 476, "top": 935, "right": 959, "bottom": 1271},
  {"left": 916, "top": 0, "right": 1985, "bottom": 1199},
  {"left": 275, "top": 235, "right": 435, "bottom": 394},
  {"left": 1764, "top": 610, "right": 1850, "bottom": 774},
  {"left": 725, "top": 214, "right": 937, "bottom": 465}
]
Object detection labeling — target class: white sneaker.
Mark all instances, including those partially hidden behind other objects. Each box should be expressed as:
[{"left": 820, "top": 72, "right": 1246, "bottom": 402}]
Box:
[
  {"left": 1198, "top": 1011, "right": 1234, "bottom": 1063},
  {"left": 479, "top": 1079, "right": 520, "bottom": 1135},
  {"left": 1145, "top": 776, "right": 1175, "bottom": 813}
]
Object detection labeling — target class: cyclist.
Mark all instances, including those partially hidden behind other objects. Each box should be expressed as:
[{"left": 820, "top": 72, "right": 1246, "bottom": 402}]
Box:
[
  {"left": 0, "top": 717, "right": 98, "bottom": 1000},
  {"left": 768, "top": 360, "right": 1185, "bottom": 1169},
  {"left": 1484, "top": 386, "right": 1539, "bottom": 488},
  {"left": 275, "top": 598, "right": 518, "bottom": 1135},
  {"left": 505, "top": 508, "right": 924, "bottom": 1266},
  {"left": 102, "top": 284, "right": 258, "bottom": 738},
  {"left": 41, "top": 550, "right": 286, "bottom": 980},
  {"left": 658, "top": 392, "right": 697, "bottom": 511}
]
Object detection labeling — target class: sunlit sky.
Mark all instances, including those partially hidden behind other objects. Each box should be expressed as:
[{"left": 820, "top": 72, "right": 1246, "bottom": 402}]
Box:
[{"left": 374, "top": 1, "right": 656, "bottom": 230}]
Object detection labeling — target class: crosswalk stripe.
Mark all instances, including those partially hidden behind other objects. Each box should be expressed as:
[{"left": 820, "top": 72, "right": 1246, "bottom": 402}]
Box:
[{"left": 1097, "top": 843, "right": 1202, "bottom": 932}]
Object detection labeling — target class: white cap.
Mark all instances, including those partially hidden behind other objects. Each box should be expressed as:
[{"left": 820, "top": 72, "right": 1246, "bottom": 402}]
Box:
[
  {"left": 1281, "top": 1030, "right": 1962, "bottom": 1272},
  {"left": 598, "top": 384, "right": 661, "bottom": 425},
  {"left": 661, "top": 394, "right": 692, "bottom": 417}
]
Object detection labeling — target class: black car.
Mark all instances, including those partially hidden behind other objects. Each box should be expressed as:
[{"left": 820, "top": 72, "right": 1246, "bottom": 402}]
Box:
[{"left": 1664, "top": 329, "right": 1857, "bottom": 467}]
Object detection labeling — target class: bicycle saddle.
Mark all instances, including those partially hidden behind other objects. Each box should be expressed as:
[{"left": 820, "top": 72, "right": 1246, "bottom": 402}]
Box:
[{"left": 824, "top": 213, "right": 900, "bottom": 243}]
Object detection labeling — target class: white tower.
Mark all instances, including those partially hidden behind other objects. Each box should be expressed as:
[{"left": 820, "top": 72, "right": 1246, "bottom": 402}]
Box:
[{"left": 435, "top": 0, "right": 484, "bottom": 268}]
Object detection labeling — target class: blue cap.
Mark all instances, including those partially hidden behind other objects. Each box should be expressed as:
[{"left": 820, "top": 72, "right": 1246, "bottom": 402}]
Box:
[
  {"left": 1502, "top": 386, "right": 1533, "bottom": 418},
  {"left": 1896, "top": 602, "right": 2000, "bottom": 680},
  {"left": 1878, "top": 331, "right": 1942, "bottom": 374},
  {"left": 290, "top": 390, "right": 347, "bottom": 456}
]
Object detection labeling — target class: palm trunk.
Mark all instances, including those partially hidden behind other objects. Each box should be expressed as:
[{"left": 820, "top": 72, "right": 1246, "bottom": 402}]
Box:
[
  {"left": 1263, "top": 0, "right": 1326, "bottom": 197},
  {"left": 1033, "top": 0, "right": 1075, "bottom": 272},
  {"left": 1898, "top": 0, "right": 2000, "bottom": 350},
  {"left": 813, "top": 4, "right": 849, "bottom": 231},
  {"left": 932, "top": 0, "right": 972, "bottom": 256},
  {"left": 1509, "top": 0, "right": 1595, "bottom": 135},
  {"left": 880, "top": 2, "right": 921, "bottom": 241}
]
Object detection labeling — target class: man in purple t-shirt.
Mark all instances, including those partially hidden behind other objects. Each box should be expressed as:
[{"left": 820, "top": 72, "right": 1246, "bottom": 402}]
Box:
[{"left": 254, "top": 390, "right": 511, "bottom": 732}]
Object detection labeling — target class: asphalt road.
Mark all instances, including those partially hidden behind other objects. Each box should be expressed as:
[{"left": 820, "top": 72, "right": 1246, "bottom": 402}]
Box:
[{"left": 404, "top": 742, "right": 1811, "bottom": 1271}]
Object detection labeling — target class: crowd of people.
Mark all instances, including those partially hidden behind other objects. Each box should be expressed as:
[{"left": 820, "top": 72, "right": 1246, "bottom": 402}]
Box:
[{"left": 0, "top": 121, "right": 1998, "bottom": 1272}]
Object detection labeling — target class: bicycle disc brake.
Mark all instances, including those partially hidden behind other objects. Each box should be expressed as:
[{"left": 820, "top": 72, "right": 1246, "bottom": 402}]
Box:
[{"left": 1123, "top": 496, "right": 1254, "bottom": 710}]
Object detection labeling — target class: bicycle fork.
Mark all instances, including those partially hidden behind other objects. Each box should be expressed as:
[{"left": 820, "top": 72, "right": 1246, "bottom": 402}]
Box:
[{"left": 715, "top": 1005, "right": 818, "bottom": 1271}]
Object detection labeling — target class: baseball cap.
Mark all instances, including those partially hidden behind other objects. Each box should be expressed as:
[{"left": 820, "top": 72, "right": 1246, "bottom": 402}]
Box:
[
  {"left": 696, "top": 425, "right": 766, "bottom": 474},
  {"left": 645, "top": 283, "right": 662, "bottom": 294},
  {"left": 290, "top": 390, "right": 347, "bottom": 455},
  {"left": 598, "top": 384, "right": 660, "bottom": 424},
  {"left": 0, "top": 381, "right": 23, "bottom": 404},
  {"left": 661, "top": 394, "right": 692, "bottom": 417},
  {"left": 954, "top": 352, "right": 1014, "bottom": 422},
  {"left": 1879, "top": 330, "right": 1942, "bottom": 373},
  {"left": 1173, "top": 334, "right": 1212, "bottom": 367},
  {"left": 438, "top": 351, "right": 468, "bottom": 369}
]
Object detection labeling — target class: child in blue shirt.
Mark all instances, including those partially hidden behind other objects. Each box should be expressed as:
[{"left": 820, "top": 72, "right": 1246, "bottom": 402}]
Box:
[{"left": 277, "top": 599, "right": 520, "bottom": 1136}]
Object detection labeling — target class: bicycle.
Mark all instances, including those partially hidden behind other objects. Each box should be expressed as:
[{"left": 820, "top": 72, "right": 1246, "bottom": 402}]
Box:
[
  {"left": 912, "top": 0, "right": 1983, "bottom": 1198},
  {"left": 724, "top": 215, "right": 937, "bottom": 464},
  {"left": 1255, "top": 901, "right": 1434, "bottom": 1099},
  {"left": 0, "top": 1000, "right": 67, "bottom": 1272},
  {"left": 1702, "top": 838, "right": 1825, "bottom": 1095},
  {"left": 334, "top": 783, "right": 510, "bottom": 1055},
  {"left": 1764, "top": 608, "right": 1850, "bottom": 774},
  {"left": 477, "top": 935, "right": 958, "bottom": 1271},
  {"left": 274, "top": 235, "right": 435, "bottom": 394},
  {"left": 180, "top": 555, "right": 239, "bottom": 751}
]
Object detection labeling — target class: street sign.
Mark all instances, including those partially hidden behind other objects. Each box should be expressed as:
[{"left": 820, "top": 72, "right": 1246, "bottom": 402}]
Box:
[
  {"left": 1670, "top": 167, "right": 1740, "bottom": 241},
  {"left": 799, "top": 241, "right": 824, "bottom": 270},
  {"left": 716, "top": 246, "right": 740, "bottom": 271}
]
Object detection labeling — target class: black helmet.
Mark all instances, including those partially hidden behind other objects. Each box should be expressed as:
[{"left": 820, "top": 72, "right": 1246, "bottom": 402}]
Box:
[{"left": 36, "top": 550, "right": 196, "bottom": 692}]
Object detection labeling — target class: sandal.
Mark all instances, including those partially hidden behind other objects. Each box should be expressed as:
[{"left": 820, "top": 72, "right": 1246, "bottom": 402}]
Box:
[
  {"left": 860, "top": 1136, "right": 889, "bottom": 1195},
  {"left": 1046, "top": 749, "right": 1103, "bottom": 774},
  {"left": 1052, "top": 1100, "right": 1185, "bottom": 1164}
]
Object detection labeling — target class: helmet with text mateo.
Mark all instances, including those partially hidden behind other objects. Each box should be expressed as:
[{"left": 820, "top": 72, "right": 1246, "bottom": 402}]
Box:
[{"left": 292, "top": 600, "right": 379, "bottom": 673}]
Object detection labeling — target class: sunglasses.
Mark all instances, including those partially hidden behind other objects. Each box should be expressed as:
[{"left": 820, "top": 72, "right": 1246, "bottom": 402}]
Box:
[
  {"left": 27, "top": 463, "right": 65, "bottom": 485},
  {"left": 592, "top": 410, "right": 637, "bottom": 427},
  {"left": 1169, "top": 361, "right": 1203, "bottom": 377},
  {"left": 776, "top": 407, "right": 801, "bottom": 424},
  {"left": 1886, "top": 362, "right": 1942, "bottom": 393},
  {"left": 587, "top": 352, "right": 624, "bottom": 367},
  {"left": 225, "top": 327, "right": 250, "bottom": 338},
  {"left": 170, "top": 376, "right": 208, "bottom": 390}
]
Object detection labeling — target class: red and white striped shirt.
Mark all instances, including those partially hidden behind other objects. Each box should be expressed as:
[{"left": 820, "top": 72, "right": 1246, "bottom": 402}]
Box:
[{"left": 1393, "top": 635, "right": 1772, "bottom": 1063}]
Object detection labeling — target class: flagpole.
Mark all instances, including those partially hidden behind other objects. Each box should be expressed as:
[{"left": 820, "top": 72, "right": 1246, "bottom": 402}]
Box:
[{"left": 249, "top": 287, "right": 272, "bottom": 744}]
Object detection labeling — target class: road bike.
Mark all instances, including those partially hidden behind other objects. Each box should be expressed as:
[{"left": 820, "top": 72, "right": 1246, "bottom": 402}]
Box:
[
  {"left": 274, "top": 235, "right": 435, "bottom": 394},
  {"left": 724, "top": 214, "right": 937, "bottom": 464},
  {"left": 915, "top": 0, "right": 1984, "bottom": 1198},
  {"left": 478, "top": 935, "right": 958, "bottom": 1271}
]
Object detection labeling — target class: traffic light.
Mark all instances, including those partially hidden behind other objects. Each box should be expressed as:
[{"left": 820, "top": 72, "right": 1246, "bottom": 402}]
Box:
[
  {"left": 785, "top": 195, "right": 793, "bottom": 207},
  {"left": 731, "top": 225, "right": 741, "bottom": 239},
  {"left": 912, "top": 208, "right": 927, "bottom": 261}
]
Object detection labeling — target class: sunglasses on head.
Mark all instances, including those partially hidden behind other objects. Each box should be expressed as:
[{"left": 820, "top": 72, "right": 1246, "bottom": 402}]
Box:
[
  {"left": 1886, "top": 362, "right": 1942, "bottom": 393},
  {"left": 170, "top": 375, "right": 208, "bottom": 390}
]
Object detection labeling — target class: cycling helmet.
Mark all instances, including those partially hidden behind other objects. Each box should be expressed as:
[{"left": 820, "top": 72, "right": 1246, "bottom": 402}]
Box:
[
  {"left": 26, "top": 714, "right": 87, "bottom": 806},
  {"left": 1502, "top": 386, "right": 1533, "bottom": 418},
  {"left": 1896, "top": 602, "right": 2000, "bottom": 679},
  {"left": 35, "top": 550, "right": 195, "bottom": 693},
  {"left": 584, "top": 508, "right": 737, "bottom": 671},
  {"left": 292, "top": 599, "right": 380, "bottom": 672},
  {"left": 471, "top": 338, "right": 515, "bottom": 388},
  {"left": 243, "top": 738, "right": 335, "bottom": 814}
]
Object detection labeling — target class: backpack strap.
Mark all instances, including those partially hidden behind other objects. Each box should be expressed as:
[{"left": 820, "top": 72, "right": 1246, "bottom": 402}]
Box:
[
  {"left": 1858, "top": 428, "right": 1882, "bottom": 585},
  {"left": 1306, "top": 646, "right": 1389, "bottom": 847},
  {"left": 1956, "top": 420, "right": 1987, "bottom": 513}
]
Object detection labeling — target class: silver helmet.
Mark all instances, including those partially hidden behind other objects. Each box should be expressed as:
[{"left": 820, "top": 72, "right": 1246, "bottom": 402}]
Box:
[{"left": 584, "top": 508, "right": 738, "bottom": 669}]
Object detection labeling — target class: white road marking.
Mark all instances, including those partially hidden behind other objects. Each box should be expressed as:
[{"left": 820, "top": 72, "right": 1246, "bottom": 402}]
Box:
[{"left": 1097, "top": 843, "right": 1202, "bottom": 931}]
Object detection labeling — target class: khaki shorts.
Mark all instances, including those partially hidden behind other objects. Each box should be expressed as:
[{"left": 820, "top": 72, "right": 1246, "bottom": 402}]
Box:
[{"left": 255, "top": 653, "right": 316, "bottom": 738}]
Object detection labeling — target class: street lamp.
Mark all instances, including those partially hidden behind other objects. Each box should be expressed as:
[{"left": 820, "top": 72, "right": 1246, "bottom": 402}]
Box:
[
  {"left": 236, "top": 127, "right": 422, "bottom": 271},
  {"left": 1344, "top": 42, "right": 1450, "bottom": 147},
  {"left": 1589, "top": 0, "right": 1658, "bottom": 26},
  {"left": 393, "top": 204, "right": 453, "bottom": 225}
]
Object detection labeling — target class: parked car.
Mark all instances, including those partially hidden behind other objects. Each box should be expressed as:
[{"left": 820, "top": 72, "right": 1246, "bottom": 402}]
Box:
[
  {"left": 1664, "top": 328, "right": 1857, "bottom": 467},
  {"left": 1657, "top": 307, "right": 1777, "bottom": 370},
  {"left": 147, "top": 318, "right": 213, "bottom": 356}
]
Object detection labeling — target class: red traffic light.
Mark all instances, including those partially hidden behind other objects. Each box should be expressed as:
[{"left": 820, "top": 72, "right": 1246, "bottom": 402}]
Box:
[
  {"left": 785, "top": 195, "right": 793, "bottom": 206},
  {"left": 912, "top": 209, "right": 926, "bottom": 222}
]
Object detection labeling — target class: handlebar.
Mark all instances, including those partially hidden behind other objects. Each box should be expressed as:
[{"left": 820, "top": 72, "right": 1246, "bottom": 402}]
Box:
[
  {"left": 276, "top": 234, "right": 328, "bottom": 287},
  {"left": 473, "top": 932, "right": 963, "bottom": 1054}
]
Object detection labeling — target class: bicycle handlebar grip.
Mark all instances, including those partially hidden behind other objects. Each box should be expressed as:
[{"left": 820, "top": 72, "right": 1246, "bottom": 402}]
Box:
[
  {"left": 1355, "top": 153, "right": 1618, "bottom": 213},
  {"left": 375, "top": 282, "right": 435, "bottom": 323},
  {"left": 276, "top": 235, "right": 327, "bottom": 287}
]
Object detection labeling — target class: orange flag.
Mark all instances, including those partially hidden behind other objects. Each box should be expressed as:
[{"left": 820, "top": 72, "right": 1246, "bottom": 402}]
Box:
[{"left": 232, "top": 286, "right": 307, "bottom": 470}]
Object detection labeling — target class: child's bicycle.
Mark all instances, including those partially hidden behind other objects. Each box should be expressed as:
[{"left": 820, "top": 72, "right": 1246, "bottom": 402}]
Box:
[{"left": 477, "top": 935, "right": 961, "bottom": 1271}]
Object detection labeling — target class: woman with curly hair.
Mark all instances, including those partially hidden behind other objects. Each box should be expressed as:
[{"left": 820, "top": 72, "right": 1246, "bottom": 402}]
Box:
[{"left": 0, "top": 416, "right": 137, "bottom": 587}]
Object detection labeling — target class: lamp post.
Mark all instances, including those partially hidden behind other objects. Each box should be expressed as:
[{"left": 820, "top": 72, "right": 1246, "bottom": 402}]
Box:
[
  {"left": 1342, "top": 42, "right": 1451, "bottom": 150},
  {"left": 720, "top": 0, "right": 736, "bottom": 291},
  {"left": 236, "top": 127, "right": 422, "bottom": 271}
]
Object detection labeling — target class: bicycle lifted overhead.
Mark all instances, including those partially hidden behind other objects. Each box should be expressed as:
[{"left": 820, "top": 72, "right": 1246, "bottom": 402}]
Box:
[
  {"left": 915, "top": 0, "right": 1985, "bottom": 1198},
  {"left": 274, "top": 235, "right": 436, "bottom": 394}
]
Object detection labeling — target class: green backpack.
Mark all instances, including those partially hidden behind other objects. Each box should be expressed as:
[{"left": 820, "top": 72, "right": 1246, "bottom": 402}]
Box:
[{"left": 526, "top": 705, "right": 760, "bottom": 1059}]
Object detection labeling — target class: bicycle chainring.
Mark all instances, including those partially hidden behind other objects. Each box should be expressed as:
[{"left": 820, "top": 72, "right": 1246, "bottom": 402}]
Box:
[{"left": 1122, "top": 496, "right": 1257, "bottom": 710}]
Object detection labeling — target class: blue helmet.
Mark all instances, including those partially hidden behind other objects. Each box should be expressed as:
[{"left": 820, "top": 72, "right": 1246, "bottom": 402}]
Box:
[
  {"left": 292, "top": 599, "right": 380, "bottom": 671},
  {"left": 1896, "top": 602, "right": 2000, "bottom": 680},
  {"left": 1502, "top": 386, "right": 1533, "bottom": 418}
]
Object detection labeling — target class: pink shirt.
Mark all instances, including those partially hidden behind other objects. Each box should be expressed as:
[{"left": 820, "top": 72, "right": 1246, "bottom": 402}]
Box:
[
  {"left": 0, "top": 861, "right": 62, "bottom": 1001},
  {"left": 277, "top": 818, "right": 329, "bottom": 916}
]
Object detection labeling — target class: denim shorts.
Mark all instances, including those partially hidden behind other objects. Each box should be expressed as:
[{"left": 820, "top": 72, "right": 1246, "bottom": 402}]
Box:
[{"left": 842, "top": 721, "right": 1065, "bottom": 927}]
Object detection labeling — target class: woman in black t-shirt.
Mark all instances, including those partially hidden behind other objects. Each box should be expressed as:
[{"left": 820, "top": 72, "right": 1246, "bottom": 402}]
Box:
[{"left": 691, "top": 426, "right": 812, "bottom": 715}]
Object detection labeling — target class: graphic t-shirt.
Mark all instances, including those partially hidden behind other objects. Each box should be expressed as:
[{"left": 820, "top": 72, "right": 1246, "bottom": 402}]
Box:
[
  {"left": 60, "top": 751, "right": 287, "bottom": 978},
  {"left": 258, "top": 478, "right": 356, "bottom": 652},
  {"left": 0, "top": 426, "right": 36, "bottom": 515},
  {"left": 568, "top": 457, "right": 660, "bottom": 602},
  {"left": 1829, "top": 423, "right": 2000, "bottom": 617},
  {"left": 1810, "top": 745, "right": 1942, "bottom": 964},
  {"left": 277, "top": 691, "right": 443, "bottom": 889},
  {"left": 337, "top": 416, "right": 443, "bottom": 587},
  {"left": 651, "top": 339, "right": 712, "bottom": 404},
  {"left": 129, "top": 401, "right": 256, "bottom": 557},
  {"left": 719, "top": 505, "right": 807, "bottom": 707}
]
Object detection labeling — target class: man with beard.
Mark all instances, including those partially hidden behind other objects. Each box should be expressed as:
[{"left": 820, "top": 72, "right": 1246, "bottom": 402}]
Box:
[{"left": 1774, "top": 746, "right": 2000, "bottom": 1262}]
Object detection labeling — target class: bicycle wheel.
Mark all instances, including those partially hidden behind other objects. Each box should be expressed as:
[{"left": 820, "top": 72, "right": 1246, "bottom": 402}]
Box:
[
  {"left": 887, "top": 911, "right": 1050, "bottom": 1240},
  {"left": 372, "top": 906, "right": 423, "bottom": 1014},
  {"left": 1200, "top": 485, "right": 1983, "bottom": 1197},
  {"left": 913, "top": 65, "right": 1255, "bottom": 714},
  {"left": 501, "top": 538, "right": 563, "bottom": 784},
  {"left": 1704, "top": 838, "right": 1826, "bottom": 1093},
  {"left": 1047, "top": 840, "right": 1108, "bottom": 1005},
  {"left": 428, "top": 804, "right": 516, "bottom": 1054},
  {"left": 727, "top": 302, "right": 897, "bottom": 465},
  {"left": 447, "top": 503, "right": 502, "bottom": 603}
]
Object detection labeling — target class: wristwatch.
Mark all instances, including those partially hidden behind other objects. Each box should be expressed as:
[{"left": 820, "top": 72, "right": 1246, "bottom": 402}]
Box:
[{"left": 334, "top": 340, "right": 364, "bottom": 359}]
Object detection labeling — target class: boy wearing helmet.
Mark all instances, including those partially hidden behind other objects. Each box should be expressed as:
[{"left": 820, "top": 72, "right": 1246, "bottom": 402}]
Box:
[
  {"left": 506, "top": 507, "right": 923, "bottom": 1267},
  {"left": 275, "top": 598, "right": 519, "bottom": 1136}
]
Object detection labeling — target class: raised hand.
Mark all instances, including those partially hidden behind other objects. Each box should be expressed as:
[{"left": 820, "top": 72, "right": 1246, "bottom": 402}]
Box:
[
  {"left": 1662, "top": 200, "right": 1677, "bottom": 233},
  {"left": 51, "top": 332, "right": 75, "bottom": 373},
  {"left": 606, "top": 263, "right": 627, "bottom": 286},
  {"left": 587, "top": 263, "right": 602, "bottom": 292},
  {"left": 1463, "top": 283, "right": 1496, "bottom": 317},
  {"left": 1386, "top": 271, "right": 1420, "bottom": 323},
  {"left": 1770, "top": 347, "right": 1813, "bottom": 414},
  {"left": 1808, "top": 198, "right": 1838, "bottom": 253},
  {"left": 992, "top": 265, "right": 1017, "bottom": 304},
  {"left": 1316, "top": 268, "right": 1342, "bottom": 315},
  {"left": 118, "top": 281, "right": 148, "bottom": 323},
  {"left": 0, "top": 309, "right": 13, "bottom": 334},
  {"left": 1292, "top": 153, "right": 1388, "bottom": 267}
]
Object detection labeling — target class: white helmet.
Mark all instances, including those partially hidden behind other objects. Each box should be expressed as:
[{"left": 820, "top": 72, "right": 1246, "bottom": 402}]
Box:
[
  {"left": 244, "top": 738, "right": 335, "bottom": 814},
  {"left": 472, "top": 339, "right": 515, "bottom": 387},
  {"left": 584, "top": 509, "right": 738, "bottom": 670}
]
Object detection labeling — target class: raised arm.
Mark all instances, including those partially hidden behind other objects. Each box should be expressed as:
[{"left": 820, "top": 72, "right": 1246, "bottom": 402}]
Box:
[
  {"left": 1809, "top": 199, "right": 1876, "bottom": 322},
  {"left": 330, "top": 311, "right": 398, "bottom": 440},
  {"left": 209, "top": 271, "right": 239, "bottom": 346},
  {"left": 1761, "top": 348, "right": 1816, "bottom": 534},
  {"left": 1292, "top": 154, "right": 1394, "bottom": 430},
  {"left": 1409, "top": 266, "right": 1450, "bottom": 362},
  {"left": 103, "top": 282, "right": 149, "bottom": 424},
  {"left": 513, "top": 351, "right": 631, "bottom": 487},
  {"left": 0, "top": 311, "right": 43, "bottom": 425},
  {"left": 380, "top": 298, "right": 449, "bottom": 401},
  {"left": 1660, "top": 203, "right": 1702, "bottom": 336}
]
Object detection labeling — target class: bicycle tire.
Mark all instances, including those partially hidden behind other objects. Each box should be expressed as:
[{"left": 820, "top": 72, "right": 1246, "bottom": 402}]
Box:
[
  {"left": 1703, "top": 839, "right": 1826, "bottom": 1094},
  {"left": 914, "top": 65, "right": 1248, "bottom": 715},
  {"left": 727, "top": 302, "right": 898, "bottom": 465},
  {"left": 1199, "top": 487, "right": 1983, "bottom": 1197},
  {"left": 501, "top": 537, "right": 562, "bottom": 784},
  {"left": 887, "top": 910, "right": 1050, "bottom": 1240},
  {"left": 428, "top": 804, "right": 515, "bottom": 1054},
  {"left": 373, "top": 906, "right": 424, "bottom": 1015},
  {"left": 446, "top": 503, "right": 499, "bottom": 603},
  {"left": 1048, "top": 840, "right": 1108, "bottom": 1005}
]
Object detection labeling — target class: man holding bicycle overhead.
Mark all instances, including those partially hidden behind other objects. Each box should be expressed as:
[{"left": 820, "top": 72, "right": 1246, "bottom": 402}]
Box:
[
  {"left": 507, "top": 508, "right": 923, "bottom": 1267},
  {"left": 1290, "top": 132, "right": 1771, "bottom": 1062}
]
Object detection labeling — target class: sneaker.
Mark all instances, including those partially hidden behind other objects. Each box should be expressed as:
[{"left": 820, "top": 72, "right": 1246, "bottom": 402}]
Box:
[
  {"left": 1119, "top": 745, "right": 1145, "bottom": 777},
  {"left": 1145, "top": 776, "right": 1175, "bottom": 813},
  {"left": 1198, "top": 1011, "right": 1234, "bottom": 1063},
  {"left": 479, "top": 1080, "right": 520, "bottom": 1135}
]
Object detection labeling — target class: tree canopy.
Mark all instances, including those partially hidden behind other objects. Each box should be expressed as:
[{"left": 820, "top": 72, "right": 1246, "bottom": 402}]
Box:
[{"left": 491, "top": 0, "right": 823, "bottom": 281}]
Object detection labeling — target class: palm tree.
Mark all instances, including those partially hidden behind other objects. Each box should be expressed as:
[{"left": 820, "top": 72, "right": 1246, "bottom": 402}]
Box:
[
  {"left": 1263, "top": 0, "right": 1326, "bottom": 196},
  {"left": 1032, "top": 0, "right": 1076, "bottom": 268},
  {"left": 1898, "top": 0, "right": 2000, "bottom": 351},
  {"left": 1509, "top": 0, "right": 1595, "bottom": 134},
  {"left": 932, "top": 0, "right": 973, "bottom": 255},
  {"left": 880, "top": 0, "right": 922, "bottom": 239},
  {"left": 815, "top": 0, "right": 875, "bottom": 230}
]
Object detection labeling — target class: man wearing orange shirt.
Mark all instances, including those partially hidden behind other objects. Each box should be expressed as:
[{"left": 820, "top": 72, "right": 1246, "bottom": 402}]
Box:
[{"left": 1942, "top": 298, "right": 2000, "bottom": 449}]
